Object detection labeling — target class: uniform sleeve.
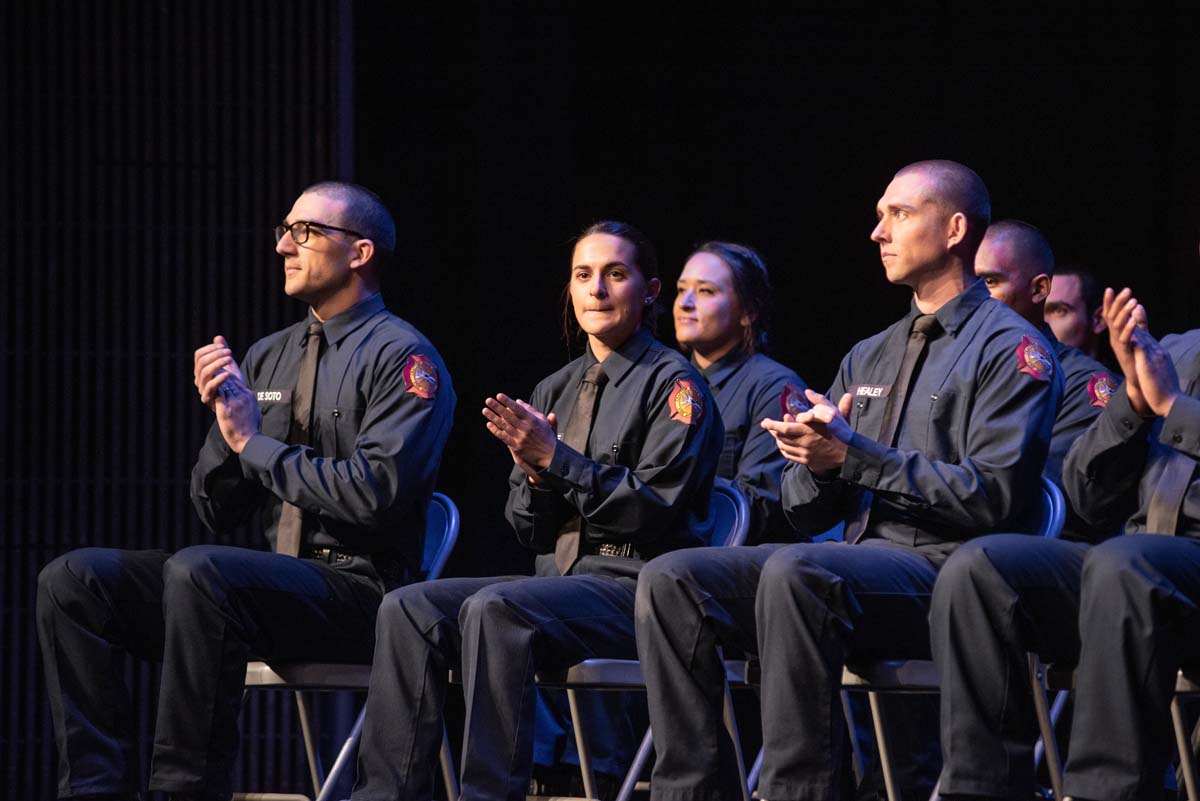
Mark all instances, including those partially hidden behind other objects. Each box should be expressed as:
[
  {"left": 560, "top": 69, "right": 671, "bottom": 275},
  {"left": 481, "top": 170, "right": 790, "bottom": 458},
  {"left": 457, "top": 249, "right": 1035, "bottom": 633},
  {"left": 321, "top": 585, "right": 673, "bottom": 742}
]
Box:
[
  {"left": 1063, "top": 384, "right": 1156, "bottom": 532},
  {"left": 1160, "top": 394, "right": 1200, "bottom": 460},
  {"left": 841, "top": 333, "right": 1061, "bottom": 533},
  {"left": 505, "top": 381, "right": 577, "bottom": 552},
  {"left": 190, "top": 343, "right": 269, "bottom": 534},
  {"left": 741, "top": 372, "right": 807, "bottom": 543},
  {"left": 780, "top": 361, "right": 854, "bottom": 535},
  {"left": 236, "top": 343, "right": 455, "bottom": 530},
  {"left": 530, "top": 367, "right": 722, "bottom": 549}
]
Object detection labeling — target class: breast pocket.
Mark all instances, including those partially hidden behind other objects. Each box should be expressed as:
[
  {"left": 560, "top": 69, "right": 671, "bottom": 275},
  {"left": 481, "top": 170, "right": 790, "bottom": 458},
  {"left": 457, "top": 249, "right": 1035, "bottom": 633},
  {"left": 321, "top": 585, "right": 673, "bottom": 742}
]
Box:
[
  {"left": 257, "top": 399, "right": 293, "bottom": 441},
  {"left": 925, "top": 390, "right": 962, "bottom": 463}
]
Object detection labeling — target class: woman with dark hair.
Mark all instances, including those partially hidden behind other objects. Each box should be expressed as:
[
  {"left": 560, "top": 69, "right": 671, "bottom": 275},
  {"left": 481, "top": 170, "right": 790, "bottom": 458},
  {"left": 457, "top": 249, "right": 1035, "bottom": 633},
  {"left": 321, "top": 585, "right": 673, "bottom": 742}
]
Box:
[
  {"left": 674, "top": 241, "right": 808, "bottom": 543},
  {"left": 349, "top": 222, "right": 723, "bottom": 801}
]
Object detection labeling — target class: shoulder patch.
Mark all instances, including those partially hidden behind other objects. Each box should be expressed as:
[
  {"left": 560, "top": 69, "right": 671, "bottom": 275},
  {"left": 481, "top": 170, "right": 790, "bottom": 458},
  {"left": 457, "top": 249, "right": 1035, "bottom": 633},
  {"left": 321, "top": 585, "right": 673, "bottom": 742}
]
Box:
[
  {"left": 1015, "top": 335, "right": 1055, "bottom": 382},
  {"left": 402, "top": 354, "right": 439, "bottom": 400},
  {"left": 668, "top": 379, "right": 705, "bottom": 425},
  {"left": 1088, "top": 372, "right": 1117, "bottom": 408},
  {"left": 780, "top": 383, "right": 810, "bottom": 417}
]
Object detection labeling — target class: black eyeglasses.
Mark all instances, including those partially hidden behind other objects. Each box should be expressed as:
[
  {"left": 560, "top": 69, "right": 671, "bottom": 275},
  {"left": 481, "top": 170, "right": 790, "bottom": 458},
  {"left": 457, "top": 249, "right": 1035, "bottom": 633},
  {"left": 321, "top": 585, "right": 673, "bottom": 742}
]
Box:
[{"left": 274, "top": 220, "right": 365, "bottom": 245}]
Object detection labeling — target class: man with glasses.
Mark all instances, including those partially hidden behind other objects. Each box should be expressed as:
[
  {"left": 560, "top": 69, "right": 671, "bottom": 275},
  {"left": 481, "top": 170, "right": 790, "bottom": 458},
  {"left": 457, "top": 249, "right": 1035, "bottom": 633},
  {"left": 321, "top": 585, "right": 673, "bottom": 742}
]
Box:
[{"left": 36, "top": 181, "right": 456, "bottom": 801}]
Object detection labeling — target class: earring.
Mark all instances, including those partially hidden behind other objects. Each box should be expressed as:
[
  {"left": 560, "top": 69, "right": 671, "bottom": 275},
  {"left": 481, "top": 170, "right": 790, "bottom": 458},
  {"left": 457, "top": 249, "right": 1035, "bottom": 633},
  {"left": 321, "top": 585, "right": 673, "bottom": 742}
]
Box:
[{"left": 644, "top": 297, "right": 654, "bottom": 304}]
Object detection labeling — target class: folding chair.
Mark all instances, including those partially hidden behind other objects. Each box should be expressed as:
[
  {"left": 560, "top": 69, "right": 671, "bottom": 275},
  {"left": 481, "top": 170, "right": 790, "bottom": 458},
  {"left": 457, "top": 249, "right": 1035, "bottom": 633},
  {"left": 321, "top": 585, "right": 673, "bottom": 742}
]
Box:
[
  {"left": 233, "top": 492, "right": 461, "bottom": 801},
  {"left": 742, "top": 476, "right": 1067, "bottom": 801},
  {"left": 1032, "top": 653, "right": 1200, "bottom": 800},
  {"left": 531, "top": 477, "right": 755, "bottom": 801}
]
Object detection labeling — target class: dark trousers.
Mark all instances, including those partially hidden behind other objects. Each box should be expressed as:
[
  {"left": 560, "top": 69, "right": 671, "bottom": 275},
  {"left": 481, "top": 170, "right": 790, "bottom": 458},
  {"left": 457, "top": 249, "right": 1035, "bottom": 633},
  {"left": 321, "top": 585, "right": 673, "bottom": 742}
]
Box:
[
  {"left": 755, "top": 541, "right": 942, "bottom": 801},
  {"left": 36, "top": 546, "right": 383, "bottom": 799},
  {"left": 929, "top": 534, "right": 1088, "bottom": 799},
  {"left": 1064, "top": 536, "right": 1200, "bottom": 801},
  {"left": 351, "top": 571, "right": 641, "bottom": 801},
  {"left": 635, "top": 544, "right": 782, "bottom": 801}
]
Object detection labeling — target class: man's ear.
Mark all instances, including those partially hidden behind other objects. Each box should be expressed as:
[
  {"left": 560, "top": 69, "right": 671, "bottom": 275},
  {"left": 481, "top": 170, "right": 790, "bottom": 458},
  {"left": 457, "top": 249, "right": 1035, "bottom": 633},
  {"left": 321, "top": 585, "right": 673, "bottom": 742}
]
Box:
[
  {"left": 1030, "top": 273, "right": 1052, "bottom": 305},
  {"left": 945, "top": 211, "right": 968, "bottom": 249},
  {"left": 1091, "top": 304, "right": 1108, "bottom": 335},
  {"left": 349, "top": 238, "right": 376, "bottom": 271}
]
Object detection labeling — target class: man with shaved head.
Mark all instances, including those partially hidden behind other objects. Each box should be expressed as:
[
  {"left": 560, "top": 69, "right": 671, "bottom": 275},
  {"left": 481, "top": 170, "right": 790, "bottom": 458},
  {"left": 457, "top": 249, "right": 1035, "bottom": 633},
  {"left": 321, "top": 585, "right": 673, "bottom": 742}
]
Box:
[
  {"left": 922, "top": 221, "right": 1121, "bottom": 801},
  {"left": 36, "top": 181, "right": 456, "bottom": 801},
  {"left": 975, "top": 220, "right": 1118, "bottom": 492},
  {"left": 635, "top": 160, "right": 1061, "bottom": 801}
]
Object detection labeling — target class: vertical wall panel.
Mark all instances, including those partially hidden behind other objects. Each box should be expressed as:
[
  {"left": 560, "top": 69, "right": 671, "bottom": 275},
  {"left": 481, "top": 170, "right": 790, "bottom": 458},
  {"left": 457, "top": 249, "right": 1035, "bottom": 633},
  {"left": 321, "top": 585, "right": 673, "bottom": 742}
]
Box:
[{"left": 2, "top": 1, "right": 352, "bottom": 796}]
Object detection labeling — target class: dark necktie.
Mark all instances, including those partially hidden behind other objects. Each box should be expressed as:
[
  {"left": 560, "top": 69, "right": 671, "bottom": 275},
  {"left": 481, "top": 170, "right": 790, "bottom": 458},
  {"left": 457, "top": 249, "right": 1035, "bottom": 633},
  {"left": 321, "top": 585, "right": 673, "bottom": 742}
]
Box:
[
  {"left": 276, "top": 321, "right": 324, "bottom": 557},
  {"left": 554, "top": 362, "right": 609, "bottom": 575},
  {"left": 844, "top": 314, "right": 942, "bottom": 544},
  {"left": 1145, "top": 371, "right": 1199, "bottom": 536}
]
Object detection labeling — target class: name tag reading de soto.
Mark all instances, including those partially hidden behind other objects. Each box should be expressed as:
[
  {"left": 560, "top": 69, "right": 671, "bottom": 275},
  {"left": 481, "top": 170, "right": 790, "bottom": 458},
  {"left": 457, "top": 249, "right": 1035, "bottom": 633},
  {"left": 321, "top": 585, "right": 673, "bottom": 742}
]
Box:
[{"left": 256, "top": 389, "right": 292, "bottom": 404}]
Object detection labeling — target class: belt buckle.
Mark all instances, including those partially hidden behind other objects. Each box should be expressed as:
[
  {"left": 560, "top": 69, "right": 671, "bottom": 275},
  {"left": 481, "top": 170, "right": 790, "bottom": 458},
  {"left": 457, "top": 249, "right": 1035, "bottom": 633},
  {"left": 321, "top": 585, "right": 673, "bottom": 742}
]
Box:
[{"left": 597, "top": 543, "right": 633, "bottom": 558}]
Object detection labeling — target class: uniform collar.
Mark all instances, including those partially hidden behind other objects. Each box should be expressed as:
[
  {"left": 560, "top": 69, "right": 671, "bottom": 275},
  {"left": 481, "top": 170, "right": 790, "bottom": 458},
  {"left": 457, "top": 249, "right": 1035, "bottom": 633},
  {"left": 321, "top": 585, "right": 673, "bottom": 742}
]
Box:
[
  {"left": 905, "top": 277, "right": 990, "bottom": 337},
  {"left": 296, "top": 293, "right": 386, "bottom": 349},
  {"left": 587, "top": 327, "right": 656, "bottom": 385},
  {"left": 696, "top": 346, "right": 750, "bottom": 388}
]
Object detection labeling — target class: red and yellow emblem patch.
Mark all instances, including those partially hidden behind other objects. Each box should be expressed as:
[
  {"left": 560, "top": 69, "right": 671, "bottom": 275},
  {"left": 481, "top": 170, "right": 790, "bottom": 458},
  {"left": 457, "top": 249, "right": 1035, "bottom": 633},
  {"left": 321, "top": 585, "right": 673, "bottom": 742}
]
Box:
[
  {"left": 1015, "top": 335, "right": 1054, "bottom": 382},
  {"left": 668, "top": 379, "right": 704, "bottom": 425},
  {"left": 1088, "top": 372, "right": 1117, "bottom": 408},
  {"left": 780, "top": 384, "right": 810, "bottom": 417},
  {"left": 402, "top": 354, "right": 439, "bottom": 400}
]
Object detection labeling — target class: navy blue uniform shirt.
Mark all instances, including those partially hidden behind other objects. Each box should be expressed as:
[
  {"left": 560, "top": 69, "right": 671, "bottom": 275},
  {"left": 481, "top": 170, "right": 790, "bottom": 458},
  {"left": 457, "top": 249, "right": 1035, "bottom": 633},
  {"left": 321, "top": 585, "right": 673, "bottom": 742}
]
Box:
[
  {"left": 781, "top": 279, "right": 1062, "bottom": 561},
  {"left": 1064, "top": 329, "right": 1200, "bottom": 538},
  {"left": 698, "top": 348, "right": 807, "bottom": 544},
  {"left": 506, "top": 328, "right": 724, "bottom": 576},
  {"left": 191, "top": 293, "right": 456, "bottom": 577}
]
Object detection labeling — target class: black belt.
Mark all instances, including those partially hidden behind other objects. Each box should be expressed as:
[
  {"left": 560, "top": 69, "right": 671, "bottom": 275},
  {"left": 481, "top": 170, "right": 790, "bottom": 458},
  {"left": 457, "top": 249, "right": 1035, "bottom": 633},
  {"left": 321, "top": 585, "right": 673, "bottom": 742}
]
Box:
[
  {"left": 300, "top": 545, "right": 359, "bottom": 565},
  {"left": 596, "top": 543, "right": 639, "bottom": 559}
]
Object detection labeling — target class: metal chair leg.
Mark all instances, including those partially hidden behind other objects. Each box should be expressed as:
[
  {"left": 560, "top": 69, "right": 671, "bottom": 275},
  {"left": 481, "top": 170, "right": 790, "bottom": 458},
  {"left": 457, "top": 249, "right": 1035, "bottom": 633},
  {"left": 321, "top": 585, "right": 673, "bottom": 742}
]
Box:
[
  {"left": 747, "top": 745, "right": 764, "bottom": 796},
  {"left": 722, "top": 682, "right": 752, "bottom": 801},
  {"left": 1028, "top": 656, "right": 1064, "bottom": 801},
  {"left": 567, "top": 688, "right": 599, "bottom": 800},
  {"left": 294, "top": 691, "right": 325, "bottom": 798},
  {"left": 1173, "top": 696, "right": 1199, "bottom": 801},
  {"left": 315, "top": 706, "right": 366, "bottom": 801},
  {"left": 840, "top": 689, "right": 866, "bottom": 784},
  {"left": 615, "top": 727, "right": 655, "bottom": 801},
  {"left": 867, "top": 691, "right": 901, "bottom": 801}
]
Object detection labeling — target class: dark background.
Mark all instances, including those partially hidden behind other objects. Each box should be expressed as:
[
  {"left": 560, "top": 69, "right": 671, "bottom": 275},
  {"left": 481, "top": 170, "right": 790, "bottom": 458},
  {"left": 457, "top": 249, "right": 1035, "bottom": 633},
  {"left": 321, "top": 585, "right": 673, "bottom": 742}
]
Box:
[{"left": 4, "top": 1, "right": 1199, "bottom": 797}]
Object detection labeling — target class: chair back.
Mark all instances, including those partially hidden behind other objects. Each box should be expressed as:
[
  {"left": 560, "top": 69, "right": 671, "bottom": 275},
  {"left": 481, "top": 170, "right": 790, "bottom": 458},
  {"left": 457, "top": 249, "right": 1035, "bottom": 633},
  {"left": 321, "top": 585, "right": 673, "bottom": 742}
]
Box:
[
  {"left": 421, "top": 492, "right": 460, "bottom": 580},
  {"left": 707, "top": 478, "right": 751, "bottom": 548},
  {"left": 1033, "top": 475, "right": 1067, "bottom": 539}
]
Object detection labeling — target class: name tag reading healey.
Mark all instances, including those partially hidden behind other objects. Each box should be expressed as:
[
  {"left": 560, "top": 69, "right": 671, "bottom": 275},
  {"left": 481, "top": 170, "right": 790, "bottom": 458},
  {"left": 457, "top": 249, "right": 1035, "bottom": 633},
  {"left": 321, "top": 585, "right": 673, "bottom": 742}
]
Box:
[{"left": 853, "top": 384, "right": 890, "bottom": 399}]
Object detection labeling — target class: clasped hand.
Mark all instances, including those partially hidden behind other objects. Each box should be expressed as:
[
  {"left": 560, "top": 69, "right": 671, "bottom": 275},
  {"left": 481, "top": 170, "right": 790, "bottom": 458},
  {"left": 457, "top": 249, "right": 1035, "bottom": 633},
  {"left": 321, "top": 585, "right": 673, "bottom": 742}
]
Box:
[
  {"left": 483, "top": 393, "right": 558, "bottom": 483},
  {"left": 194, "top": 335, "right": 260, "bottom": 453},
  {"left": 1103, "top": 287, "right": 1179, "bottom": 418},
  {"left": 761, "top": 388, "right": 854, "bottom": 476}
]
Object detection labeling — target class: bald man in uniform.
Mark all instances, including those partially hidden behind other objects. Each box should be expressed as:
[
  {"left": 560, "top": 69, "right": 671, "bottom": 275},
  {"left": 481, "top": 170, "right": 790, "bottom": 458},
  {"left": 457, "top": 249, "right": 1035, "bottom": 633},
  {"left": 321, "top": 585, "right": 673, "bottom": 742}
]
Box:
[
  {"left": 975, "top": 219, "right": 1118, "bottom": 531},
  {"left": 637, "top": 160, "right": 1061, "bottom": 801}
]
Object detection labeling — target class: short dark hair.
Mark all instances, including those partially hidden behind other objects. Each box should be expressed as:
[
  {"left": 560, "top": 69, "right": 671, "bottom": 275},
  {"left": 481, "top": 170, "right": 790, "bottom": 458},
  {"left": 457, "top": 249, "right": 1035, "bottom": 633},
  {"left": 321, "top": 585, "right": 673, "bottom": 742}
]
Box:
[
  {"left": 895, "top": 160, "right": 991, "bottom": 252},
  {"left": 302, "top": 181, "right": 397, "bottom": 263},
  {"left": 691, "top": 241, "right": 775, "bottom": 354},
  {"left": 1054, "top": 263, "right": 1104, "bottom": 315},
  {"left": 983, "top": 219, "right": 1055, "bottom": 279},
  {"left": 562, "top": 220, "right": 660, "bottom": 342}
]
